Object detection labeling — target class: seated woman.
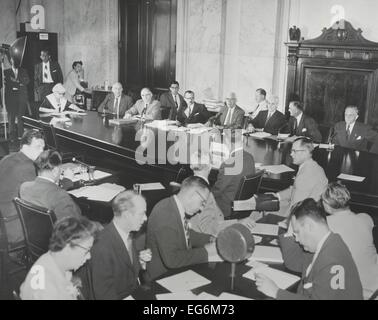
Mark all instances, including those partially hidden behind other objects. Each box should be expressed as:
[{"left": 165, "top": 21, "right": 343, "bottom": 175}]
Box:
[
  {"left": 20, "top": 216, "right": 98, "bottom": 300},
  {"left": 39, "top": 83, "right": 83, "bottom": 113},
  {"left": 321, "top": 182, "right": 378, "bottom": 299},
  {"left": 64, "top": 61, "right": 91, "bottom": 103}
]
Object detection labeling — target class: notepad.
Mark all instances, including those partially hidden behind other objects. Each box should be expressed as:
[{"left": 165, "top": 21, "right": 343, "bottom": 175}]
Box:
[
  {"left": 260, "top": 164, "right": 295, "bottom": 174},
  {"left": 137, "top": 182, "right": 165, "bottom": 191},
  {"left": 157, "top": 270, "right": 211, "bottom": 293},
  {"left": 248, "top": 245, "right": 284, "bottom": 264},
  {"left": 337, "top": 173, "right": 365, "bottom": 182},
  {"left": 243, "top": 266, "right": 300, "bottom": 290},
  {"left": 251, "top": 223, "right": 279, "bottom": 236},
  {"left": 156, "top": 292, "right": 198, "bottom": 300}
]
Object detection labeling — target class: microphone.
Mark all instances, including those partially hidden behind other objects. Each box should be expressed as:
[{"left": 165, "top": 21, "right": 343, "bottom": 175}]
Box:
[{"left": 72, "top": 157, "right": 88, "bottom": 169}]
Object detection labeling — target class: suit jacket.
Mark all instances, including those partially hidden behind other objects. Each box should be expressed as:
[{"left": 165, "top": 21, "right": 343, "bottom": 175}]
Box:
[
  {"left": 146, "top": 196, "right": 211, "bottom": 280},
  {"left": 89, "top": 222, "right": 140, "bottom": 300},
  {"left": 177, "top": 102, "right": 210, "bottom": 125},
  {"left": 159, "top": 91, "right": 185, "bottom": 120},
  {"left": 3, "top": 68, "right": 30, "bottom": 114},
  {"left": 278, "top": 158, "right": 328, "bottom": 215},
  {"left": 97, "top": 93, "right": 134, "bottom": 118},
  {"left": 288, "top": 114, "right": 322, "bottom": 142},
  {"left": 332, "top": 121, "right": 378, "bottom": 152},
  {"left": 278, "top": 232, "right": 363, "bottom": 300},
  {"left": 34, "top": 61, "right": 63, "bottom": 96},
  {"left": 0, "top": 152, "right": 37, "bottom": 244},
  {"left": 19, "top": 177, "right": 81, "bottom": 221},
  {"left": 213, "top": 105, "right": 245, "bottom": 129},
  {"left": 125, "top": 99, "right": 161, "bottom": 120},
  {"left": 212, "top": 149, "right": 256, "bottom": 218},
  {"left": 250, "top": 110, "right": 287, "bottom": 135},
  {"left": 39, "top": 93, "right": 72, "bottom": 112}
]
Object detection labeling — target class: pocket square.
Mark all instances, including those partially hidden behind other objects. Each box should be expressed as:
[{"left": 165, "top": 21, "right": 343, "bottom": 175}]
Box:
[
  {"left": 52, "top": 70, "right": 57, "bottom": 73},
  {"left": 303, "top": 282, "right": 313, "bottom": 289},
  {"left": 356, "top": 136, "right": 362, "bottom": 140},
  {"left": 302, "top": 128, "right": 307, "bottom": 132}
]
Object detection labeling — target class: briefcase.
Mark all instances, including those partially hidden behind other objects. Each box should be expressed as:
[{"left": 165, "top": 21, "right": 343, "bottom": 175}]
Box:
[{"left": 255, "top": 193, "right": 280, "bottom": 211}]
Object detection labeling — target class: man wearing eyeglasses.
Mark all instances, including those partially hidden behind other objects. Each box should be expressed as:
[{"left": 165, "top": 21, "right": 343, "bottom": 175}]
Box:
[
  {"left": 89, "top": 191, "right": 152, "bottom": 300},
  {"left": 176, "top": 90, "right": 210, "bottom": 125},
  {"left": 275, "top": 137, "right": 328, "bottom": 218},
  {"left": 159, "top": 80, "right": 185, "bottom": 120},
  {"left": 146, "top": 176, "right": 216, "bottom": 280}
]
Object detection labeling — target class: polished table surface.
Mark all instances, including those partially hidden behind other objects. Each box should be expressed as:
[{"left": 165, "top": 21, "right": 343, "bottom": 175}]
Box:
[{"left": 23, "top": 112, "right": 378, "bottom": 220}]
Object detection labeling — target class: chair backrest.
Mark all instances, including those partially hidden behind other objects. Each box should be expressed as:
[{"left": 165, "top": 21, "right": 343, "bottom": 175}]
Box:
[
  {"left": 13, "top": 198, "right": 56, "bottom": 263},
  {"left": 234, "top": 170, "right": 264, "bottom": 201},
  {"left": 39, "top": 121, "right": 59, "bottom": 150}
]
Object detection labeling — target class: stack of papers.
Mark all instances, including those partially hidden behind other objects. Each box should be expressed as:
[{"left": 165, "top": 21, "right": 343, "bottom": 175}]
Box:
[
  {"left": 337, "top": 173, "right": 365, "bottom": 182},
  {"left": 135, "top": 182, "right": 165, "bottom": 191},
  {"left": 156, "top": 270, "right": 211, "bottom": 292},
  {"left": 248, "top": 132, "right": 272, "bottom": 139},
  {"left": 251, "top": 223, "right": 279, "bottom": 236},
  {"left": 260, "top": 164, "right": 295, "bottom": 174},
  {"left": 70, "top": 170, "right": 112, "bottom": 182},
  {"left": 68, "top": 183, "right": 125, "bottom": 202},
  {"left": 243, "top": 266, "right": 300, "bottom": 289},
  {"left": 248, "top": 245, "right": 284, "bottom": 264}
]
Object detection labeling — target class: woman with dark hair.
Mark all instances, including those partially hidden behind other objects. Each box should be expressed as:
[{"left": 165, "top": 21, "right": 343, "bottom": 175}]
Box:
[
  {"left": 20, "top": 216, "right": 98, "bottom": 300},
  {"left": 63, "top": 60, "right": 91, "bottom": 102},
  {"left": 321, "top": 182, "right": 378, "bottom": 299}
]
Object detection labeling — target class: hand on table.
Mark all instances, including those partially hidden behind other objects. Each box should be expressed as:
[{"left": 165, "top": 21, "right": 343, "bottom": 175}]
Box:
[{"left": 255, "top": 273, "right": 279, "bottom": 299}]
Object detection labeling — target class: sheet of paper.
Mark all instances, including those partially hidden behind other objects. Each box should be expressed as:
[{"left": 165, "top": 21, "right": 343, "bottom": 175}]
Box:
[
  {"left": 156, "top": 270, "right": 211, "bottom": 293},
  {"left": 270, "top": 239, "right": 278, "bottom": 246},
  {"left": 251, "top": 223, "right": 279, "bottom": 236},
  {"left": 243, "top": 266, "right": 300, "bottom": 290},
  {"left": 156, "top": 292, "right": 198, "bottom": 300},
  {"left": 233, "top": 198, "right": 255, "bottom": 211},
  {"left": 195, "top": 292, "right": 218, "bottom": 300},
  {"left": 249, "top": 245, "right": 284, "bottom": 264},
  {"left": 137, "top": 182, "right": 165, "bottom": 191},
  {"left": 337, "top": 173, "right": 365, "bottom": 182},
  {"left": 123, "top": 295, "right": 135, "bottom": 300},
  {"left": 63, "top": 111, "right": 87, "bottom": 116},
  {"left": 249, "top": 132, "right": 272, "bottom": 139},
  {"left": 218, "top": 293, "right": 253, "bottom": 300},
  {"left": 260, "top": 164, "right": 295, "bottom": 174},
  {"left": 68, "top": 183, "right": 125, "bottom": 202},
  {"left": 253, "top": 235, "right": 263, "bottom": 244}
]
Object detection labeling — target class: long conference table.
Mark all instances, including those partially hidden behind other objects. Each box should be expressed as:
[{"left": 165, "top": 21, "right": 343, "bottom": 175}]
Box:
[{"left": 23, "top": 111, "right": 378, "bottom": 223}]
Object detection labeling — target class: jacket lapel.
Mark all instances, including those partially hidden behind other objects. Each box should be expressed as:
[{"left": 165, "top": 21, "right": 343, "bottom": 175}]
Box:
[{"left": 169, "top": 197, "right": 187, "bottom": 249}]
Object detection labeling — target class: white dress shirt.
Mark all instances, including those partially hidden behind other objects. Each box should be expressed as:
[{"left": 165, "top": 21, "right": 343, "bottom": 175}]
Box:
[
  {"left": 173, "top": 195, "right": 190, "bottom": 248},
  {"left": 224, "top": 107, "right": 235, "bottom": 126}
]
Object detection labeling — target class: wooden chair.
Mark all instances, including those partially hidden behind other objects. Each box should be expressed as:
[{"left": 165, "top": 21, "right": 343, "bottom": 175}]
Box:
[{"left": 13, "top": 198, "right": 56, "bottom": 265}]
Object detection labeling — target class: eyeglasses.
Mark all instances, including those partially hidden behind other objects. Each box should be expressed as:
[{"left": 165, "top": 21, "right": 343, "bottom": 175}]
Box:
[
  {"left": 195, "top": 190, "right": 208, "bottom": 206},
  {"left": 290, "top": 149, "right": 306, "bottom": 154},
  {"left": 74, "top": 243, "right": 91, "bottom": 255}
]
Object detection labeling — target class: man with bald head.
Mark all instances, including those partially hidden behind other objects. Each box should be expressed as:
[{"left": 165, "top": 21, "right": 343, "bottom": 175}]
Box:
[
  {"left": 208, "top": 92, "right": 245, "bottom": 129},
  {"left": 247, "top": 94, "right": 287, "bottom": 135},
  {"left": 98, "top": 82, "right": 133, "bottom": 118},
  {"left": 124, "top": 87, "right": 161, "bottom": 120},
  {"left": 331, "top": 105, "right": 378, "bottom": 152}
]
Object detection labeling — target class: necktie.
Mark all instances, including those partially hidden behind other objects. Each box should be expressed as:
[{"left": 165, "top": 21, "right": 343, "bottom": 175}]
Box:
[
  {"left": 44, "top": 64, "right": 48, "bottom": 81},
  {"left": 224, "top": 108, "right": 232, "bottom": 126},
  {"left": 184, "top": 216, "right": 191, "bottom": 249},
  {"left": 114, "top": 98, "right": 119, "bottom": 118},
  {"left": 346, "top": 124, "right": 351, "bottom": 139},
  {"left": 293, "top": 118, "right": 298, "bottom": 134},
  {"left": 13, "top": 68, "right": 18, "bottom": 79},
  {"left": 173, "top": 95, "right": 178, "bottom": 108},
  {"left": 265, "top": 112, "right": 272, "bottom": 126}
]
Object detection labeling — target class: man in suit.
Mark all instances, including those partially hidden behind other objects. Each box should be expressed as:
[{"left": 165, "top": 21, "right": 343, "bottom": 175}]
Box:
[
  {"left": 89, "top": 191, "right": 151, "bottom": 299},
  {"left": 159, "top": 80, "right": 185, "bottom": 120},
  {"left": 256, "top": 198, "right": 363, "bottom": 300},
  {"left": 146, "top": 176, "right": 215, "bottom": 280},
  {"left": 34, "top": 50, "right": 63, "bottom": 102},
  {"left": 19, "top": 150, "right": 81, "bottom": 220},
  {"left": 247, "top": 88, "right": 268, "bottom": 119},
  {"left": 0, "top": 129, "right": 45, "bottom": 244},
  {"left": 2, "top": 57, "right": 30, "bottom": 141},
  {"left": 287, "top": 101, "right": 322, "bottom": 142},
  {"left": 124, "top": 87, "right": 161, "bottom": 120},
  {"left": 97, "top": 82, "right": 133, "bottom": 118},
  {"left": 207, "top": 92, "right": 245, "bottom": 129},
  {"left": 177, "top": 90, "right": 210, "bottom": 125},
  {"left": 212, "top": 131, "right": 256, "bottom": 218},
  {"left": 247, "top": 94, "right": 287, "bottom": 135},
  {"left": 331, "top": 105, "right": 378, "bottom": 152}
]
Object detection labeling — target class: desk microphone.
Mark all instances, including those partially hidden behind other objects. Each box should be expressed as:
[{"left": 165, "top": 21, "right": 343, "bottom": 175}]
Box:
[{"left": 72, "top": 157, "right": 89, "bottom": 169}]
